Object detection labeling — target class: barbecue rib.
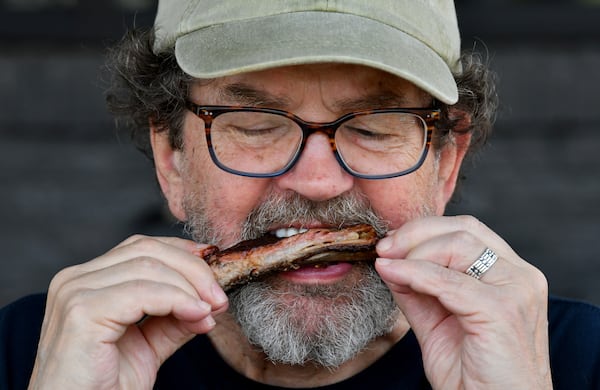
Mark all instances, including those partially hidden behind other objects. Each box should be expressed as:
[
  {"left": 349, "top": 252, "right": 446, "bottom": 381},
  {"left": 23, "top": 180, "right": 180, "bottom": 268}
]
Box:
[{"left": 195, "top": 224, "right": 379, "bottom": 291}]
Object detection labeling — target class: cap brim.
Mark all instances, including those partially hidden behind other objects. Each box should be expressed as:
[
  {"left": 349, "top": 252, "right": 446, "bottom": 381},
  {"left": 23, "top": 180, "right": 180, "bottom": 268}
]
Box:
[{"left": 175, "top": 11, "right": 458, "bottom": 104}]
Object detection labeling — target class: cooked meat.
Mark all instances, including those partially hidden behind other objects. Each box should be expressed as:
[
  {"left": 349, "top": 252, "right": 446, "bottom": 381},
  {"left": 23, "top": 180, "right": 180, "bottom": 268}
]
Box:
[{"left": 195, "top": 224, "right": 378, "bottom": 291}]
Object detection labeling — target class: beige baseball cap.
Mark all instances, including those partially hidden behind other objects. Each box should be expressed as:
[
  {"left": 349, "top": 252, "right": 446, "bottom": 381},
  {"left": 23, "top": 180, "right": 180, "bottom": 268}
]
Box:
[{"left": 153, "top": 0, "right": 461, "bottom": 104}]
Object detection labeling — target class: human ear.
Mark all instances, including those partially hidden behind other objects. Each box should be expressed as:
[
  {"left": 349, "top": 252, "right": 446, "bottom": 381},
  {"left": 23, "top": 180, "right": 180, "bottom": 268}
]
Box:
[
  {"left": 149, "top": 124, "right": 187, "bottom": 221},
  {"left": 434, "top": 109, "right": 472, "bottom": 211}
]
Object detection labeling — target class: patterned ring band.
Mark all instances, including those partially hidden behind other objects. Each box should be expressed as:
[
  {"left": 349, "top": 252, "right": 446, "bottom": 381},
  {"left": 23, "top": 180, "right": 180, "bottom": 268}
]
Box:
[{"left": 465, "top": 248, "right": 498, "bottom": 280}]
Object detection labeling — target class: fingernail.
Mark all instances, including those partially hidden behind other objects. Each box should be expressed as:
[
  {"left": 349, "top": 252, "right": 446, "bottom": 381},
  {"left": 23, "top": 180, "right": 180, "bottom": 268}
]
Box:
[
  {"left": 204, "top": 315, "right": 216, "bottom": 328},
  {"left": 197, "top": 300, "right": 212, "bottom": 313},
  {"left": 377, "top": 237, "right": 392, "bottom": 253},
  {"left": 376, "top": 258, "right": 393, "bottom": 266},
  {"left": 212, "top": 282, "right": 228, "bottom": 306}
]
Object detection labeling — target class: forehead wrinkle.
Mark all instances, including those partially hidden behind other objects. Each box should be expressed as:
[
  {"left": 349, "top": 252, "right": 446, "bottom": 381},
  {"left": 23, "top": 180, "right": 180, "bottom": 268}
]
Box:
[
  {"left": 333, "top": 90, "right": 430, "bottom": 112},
  {"left": 214, "top": 81, "right": 431, "bottom": 112},
  {"left": 219, "top": 82, "right": 293, "bottom": 108}
]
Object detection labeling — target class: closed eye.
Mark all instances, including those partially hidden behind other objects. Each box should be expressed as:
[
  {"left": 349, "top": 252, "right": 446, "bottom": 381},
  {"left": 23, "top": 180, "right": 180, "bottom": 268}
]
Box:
[
  {"left": 230, "top": 125, "right": 285, "bottom": 136},
  {"left": 345, "top": 126, "right": 392, "bottom": 141}
]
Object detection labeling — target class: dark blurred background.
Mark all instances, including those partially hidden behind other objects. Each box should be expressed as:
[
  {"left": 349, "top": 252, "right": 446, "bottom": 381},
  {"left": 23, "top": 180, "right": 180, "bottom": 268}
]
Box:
[{"left": 0, "top": 0, "right": 599, "bottom": 307}]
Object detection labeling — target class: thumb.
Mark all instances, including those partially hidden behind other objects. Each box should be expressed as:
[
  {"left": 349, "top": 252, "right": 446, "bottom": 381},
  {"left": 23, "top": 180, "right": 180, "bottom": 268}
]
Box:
[
  {"left": 137, "top": 313, "right": 216, "bottom": 366},
  {"left": 376, "top": 258, "right": 450, "bottom": 342}
]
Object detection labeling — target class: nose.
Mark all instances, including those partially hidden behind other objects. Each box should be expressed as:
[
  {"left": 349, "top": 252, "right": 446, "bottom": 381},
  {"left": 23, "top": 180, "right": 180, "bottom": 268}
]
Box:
[{"left": 275, "top": 132, "right": 354, "bottom": 201}]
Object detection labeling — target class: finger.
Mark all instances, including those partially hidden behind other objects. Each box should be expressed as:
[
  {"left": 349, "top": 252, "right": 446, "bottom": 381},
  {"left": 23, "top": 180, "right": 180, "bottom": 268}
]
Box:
[
  {"left": 376, "top": 258, "right": 489, "bottom": 317},
  {"left": 38, "top": 280, "right": 216, "bottom": 383},
  {"left": 376, "top": 257, "right": 499, "bottom": 343},
  {"left": 377, "top": 215, "right": 515, "bottom": 262},
  {"left": 380, "top": 277, "right": 452, "bottom": 337},
  {"left": 113, "top": 234, "right": 201, "bottom": 253},
  {"left": 376, "top": 256, "right": 549, "bottom": 364},
  {"left": 114, "top": 237, "right": 228, "bottom": 311},
  {"left": 85, "top": 235, "right": 216, "bottom": 277},
  {"left": 376, "top": 257, "right": 546, "bottom": 326},
  {"left": 66, "top": 280, "right": 215, "bottom": 343},
  {"left": 89, "top": 236, "right": 206, "bottom": 272},
  {"left": 135, "top": 314, "right": 216, "bottom": 366},
  {"left": 54, "top": 257, "right": 205, "bottom": 301},
  {"left": 54, "top": 236, "right": 228, "bottom": 311},
  {"left": 375, "top": 260, "right": 454, "bottom": 349},
  {"left": 401, "top": 232, "right": 512, "bottom": 283}
]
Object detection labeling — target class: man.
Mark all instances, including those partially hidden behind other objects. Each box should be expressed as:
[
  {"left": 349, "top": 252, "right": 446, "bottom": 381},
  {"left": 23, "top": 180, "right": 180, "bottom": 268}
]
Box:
[{"left": 1, "top": 0, "right": 599, "bottom": 389}]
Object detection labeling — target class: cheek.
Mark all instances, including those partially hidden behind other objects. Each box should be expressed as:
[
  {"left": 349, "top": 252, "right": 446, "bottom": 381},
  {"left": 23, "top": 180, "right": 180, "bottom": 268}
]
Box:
[
  {"left": 356, "top": 162, "right": 441, "bottom": 228},
  {"left": 181, "top": 144, "right": 272, "bottom": 244},
  {"left": 208, "top": 180, "right": 268, "bottom": 221}
]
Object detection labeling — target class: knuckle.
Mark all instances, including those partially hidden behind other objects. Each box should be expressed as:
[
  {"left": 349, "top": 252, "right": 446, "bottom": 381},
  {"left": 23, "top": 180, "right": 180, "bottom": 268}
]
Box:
[
  {"left": 63, "top": 289, "right": 94, "bottom": 318},
  {"left": 450, "top": 230, "right": 478, "bottom": 247},
  {"left": 62, "top": 290, "right": 117, "bottom": 329},
  {"left": 124, "top": 278, "right": 150, "bottom": 295},
  {"left": 515, "top": 262, "right": 548, "bottom": 296},
  {"left": 130, "top": 256, "right": 164, "bottom": 273},
  {"left": 433, "top": 267, "right": 471, "bottom": 303},
  {"left": 47, "top": 265, "right": 80, "bottom": 297},
  {"left": 127, "top": 235, "right": 164, "bottom": 254},
  {"left": 432, "top": 263, "right": 467, "bottom": 289},
  {"left": 506, "top": 266, "right": 549, "bottom": 319},
  {"left": 528, "top": 266, "right": 549, "bottom": 296},
  {"left": 121, "top": 234, "right": 148, "bottom": 245},
  {"left": 441, "top": 266, "right": 467, "bottom": 286},
  {"left": 48, "top": 280, "right": 96, "bottom": 323},
  {"left": 454, "top": 215, "right": 485, "bottom": 232}
]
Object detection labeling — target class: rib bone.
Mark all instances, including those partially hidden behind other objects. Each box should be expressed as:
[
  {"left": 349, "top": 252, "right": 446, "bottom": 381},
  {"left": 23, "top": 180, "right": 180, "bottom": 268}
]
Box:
[{"left": 195, "top": 224, "right": 378, "bottom": 291}]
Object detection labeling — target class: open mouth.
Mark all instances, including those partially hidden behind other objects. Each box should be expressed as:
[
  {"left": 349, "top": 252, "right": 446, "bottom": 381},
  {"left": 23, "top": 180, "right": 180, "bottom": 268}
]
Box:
[
  {"left": 271, "top": 227, "right": 309, "bottom": 238},
  {"left": 195, "top": 224, "right": 379, "bottom": 291}
]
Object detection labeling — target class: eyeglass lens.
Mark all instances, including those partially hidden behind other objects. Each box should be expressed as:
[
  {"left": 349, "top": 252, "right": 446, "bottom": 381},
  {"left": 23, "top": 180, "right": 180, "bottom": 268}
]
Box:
[{"left": 209, "top": 111, "right": 428, "bottom": 177}]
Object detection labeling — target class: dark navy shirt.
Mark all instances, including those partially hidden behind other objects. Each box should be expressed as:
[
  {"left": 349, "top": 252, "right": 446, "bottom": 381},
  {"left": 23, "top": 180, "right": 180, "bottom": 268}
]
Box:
[{"left": 1, "top": 294, "right": 598, "bottom": 389}]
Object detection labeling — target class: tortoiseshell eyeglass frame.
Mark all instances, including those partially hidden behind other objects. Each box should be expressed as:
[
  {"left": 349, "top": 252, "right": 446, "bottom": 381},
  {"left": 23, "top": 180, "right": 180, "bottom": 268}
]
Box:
[{"left": 186, "top": 102, "right": 441, "bottom": 180}]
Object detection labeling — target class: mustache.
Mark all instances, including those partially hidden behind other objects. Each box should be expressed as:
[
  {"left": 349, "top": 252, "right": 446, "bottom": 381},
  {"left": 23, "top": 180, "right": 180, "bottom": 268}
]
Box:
[{"left": 239, "top": 191, "right": 390, "bottom": 241}]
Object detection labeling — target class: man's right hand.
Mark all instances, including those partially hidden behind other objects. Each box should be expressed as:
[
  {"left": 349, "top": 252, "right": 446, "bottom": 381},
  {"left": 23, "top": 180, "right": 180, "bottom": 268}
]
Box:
[{"left": 27, "top": 235, "right": 229, "bottom": 389}]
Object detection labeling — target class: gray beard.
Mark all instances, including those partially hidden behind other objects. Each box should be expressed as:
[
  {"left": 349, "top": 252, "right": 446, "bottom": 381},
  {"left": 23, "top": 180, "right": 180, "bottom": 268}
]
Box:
[
  {"left": 183, "top": 191, "right": 431, "bottom": 368},
  {"left": 228, "top": 263, "right": 399, "bottom": 367}
]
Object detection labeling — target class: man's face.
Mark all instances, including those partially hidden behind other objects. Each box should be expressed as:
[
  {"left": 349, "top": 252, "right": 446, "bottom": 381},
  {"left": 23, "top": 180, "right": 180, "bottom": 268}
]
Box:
[
  {"left": 152, "top": 63, "right": 466, "bottom": 367},
  {"left": 171, "top": 63, "right": 460, "bottom": 245}
]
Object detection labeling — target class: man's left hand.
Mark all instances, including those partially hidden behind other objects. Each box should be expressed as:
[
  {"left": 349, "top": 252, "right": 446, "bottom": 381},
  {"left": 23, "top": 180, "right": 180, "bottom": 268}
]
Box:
[{"left": 375, "top": 215, "right": 553, "bottom": 390}]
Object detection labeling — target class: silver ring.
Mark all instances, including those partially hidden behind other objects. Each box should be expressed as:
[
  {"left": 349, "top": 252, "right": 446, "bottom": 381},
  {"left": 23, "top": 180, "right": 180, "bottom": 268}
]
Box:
[{"left": 465, "top": 248, "right": 498, "bottom": 280}]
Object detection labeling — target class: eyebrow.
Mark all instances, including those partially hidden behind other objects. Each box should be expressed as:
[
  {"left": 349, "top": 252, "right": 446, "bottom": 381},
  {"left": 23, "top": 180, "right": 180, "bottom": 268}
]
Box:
[
  {"left": 218, "top": 83, "right": 428, "bottom": 111},
  {"left": 334, "top": 92, "right": 414, "bottom": 111},
  {"left": 220, "top": 83, "right": 292, "bottom": 108}
]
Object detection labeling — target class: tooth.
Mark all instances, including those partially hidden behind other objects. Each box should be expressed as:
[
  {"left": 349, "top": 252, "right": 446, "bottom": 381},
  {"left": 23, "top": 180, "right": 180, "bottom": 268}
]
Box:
[{"left": 273, "top": 227, "right": 309, "bottom": 238}]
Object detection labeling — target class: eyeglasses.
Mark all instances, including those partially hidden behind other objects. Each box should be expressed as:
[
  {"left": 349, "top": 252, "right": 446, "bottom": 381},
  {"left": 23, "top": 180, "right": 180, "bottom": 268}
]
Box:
[{"left": 186, "top": 102, "right": 440, "bottom": 179}]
